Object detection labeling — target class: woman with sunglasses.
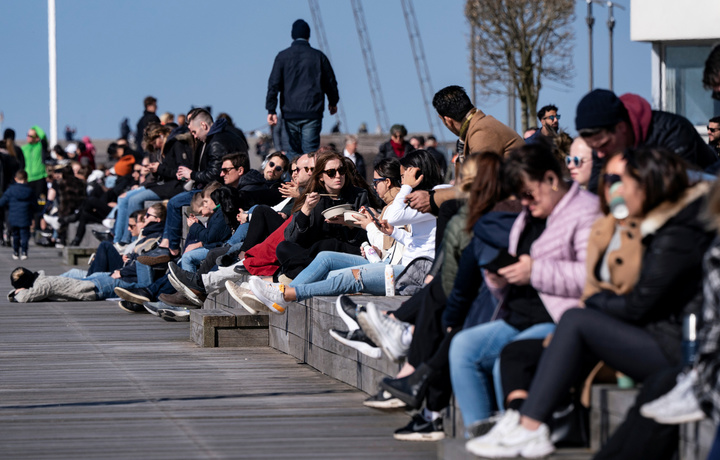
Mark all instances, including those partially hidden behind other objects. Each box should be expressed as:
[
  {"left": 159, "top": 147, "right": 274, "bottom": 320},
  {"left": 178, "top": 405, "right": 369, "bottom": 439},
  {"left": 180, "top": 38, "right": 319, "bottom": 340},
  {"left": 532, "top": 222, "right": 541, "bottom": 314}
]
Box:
[
  {"left": 249, "top": 151, "right": 444, "bottom": 313},
  {"left": 468, "top": 147, "right": 714, "bottom": 459},
  {"left": 447, "top": 143, "right": 601, "bottom": 437},
  {"left": 566, "top": 137, "right": 594, "bottom": 189}
]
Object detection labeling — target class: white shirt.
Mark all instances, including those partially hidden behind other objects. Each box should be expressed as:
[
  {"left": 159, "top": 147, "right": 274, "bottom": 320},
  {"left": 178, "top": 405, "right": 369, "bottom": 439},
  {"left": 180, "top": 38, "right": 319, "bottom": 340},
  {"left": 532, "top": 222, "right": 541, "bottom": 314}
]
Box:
[{"left": 343, "top": 148, "right": 357, "bottom": 164}]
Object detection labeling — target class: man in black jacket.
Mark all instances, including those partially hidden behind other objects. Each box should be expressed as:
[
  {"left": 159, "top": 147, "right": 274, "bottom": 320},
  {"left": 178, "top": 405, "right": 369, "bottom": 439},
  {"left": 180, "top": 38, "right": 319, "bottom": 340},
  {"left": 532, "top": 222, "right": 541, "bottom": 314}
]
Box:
[
  {"left": 136, "top": 96, "right": 160, "bottom": 154},
  {"left": 266, "top": 19, "right": 339, "bottom": 160},
  {"left": 141, "top": 108, "right": 248, "bottom": 265}
]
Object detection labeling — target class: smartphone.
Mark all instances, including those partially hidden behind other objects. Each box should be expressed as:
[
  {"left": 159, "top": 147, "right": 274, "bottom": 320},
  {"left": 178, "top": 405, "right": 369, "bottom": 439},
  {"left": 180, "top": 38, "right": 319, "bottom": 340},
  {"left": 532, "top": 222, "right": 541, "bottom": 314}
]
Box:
[
  {"left": 365, "top": 207, "right": 381, "bottom": 225},
  {"left": 480, "top": 248, "right": 519, "bottom": 273}
]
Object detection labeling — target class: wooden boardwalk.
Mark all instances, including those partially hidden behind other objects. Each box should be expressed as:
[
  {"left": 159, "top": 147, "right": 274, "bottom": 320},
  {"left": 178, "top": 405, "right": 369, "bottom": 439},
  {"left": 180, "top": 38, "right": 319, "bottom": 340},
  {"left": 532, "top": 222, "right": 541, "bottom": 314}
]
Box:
[{"left": 0, "top": 245, "right": 436, "bottom": 459}]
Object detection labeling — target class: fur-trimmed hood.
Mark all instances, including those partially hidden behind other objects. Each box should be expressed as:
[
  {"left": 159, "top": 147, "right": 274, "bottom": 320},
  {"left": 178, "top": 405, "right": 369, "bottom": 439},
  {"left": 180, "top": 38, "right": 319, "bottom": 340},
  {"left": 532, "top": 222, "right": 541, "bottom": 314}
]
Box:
[{"left": 641, "top": 181, "right": 712, "bottom": 237}]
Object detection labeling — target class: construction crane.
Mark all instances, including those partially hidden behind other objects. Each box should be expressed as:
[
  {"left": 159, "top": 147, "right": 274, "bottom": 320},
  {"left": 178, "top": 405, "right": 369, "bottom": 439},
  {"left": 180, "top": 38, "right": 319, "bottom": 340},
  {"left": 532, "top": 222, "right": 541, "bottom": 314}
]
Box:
[
  {"left": 307, "top": 0, "right": 348, "bottom": 133},
  {"left": 400, "top": 0, "right": 444, "bottom": 141},
  {"left": 350, "top": 0, "right": 390, "bottom": 134}
]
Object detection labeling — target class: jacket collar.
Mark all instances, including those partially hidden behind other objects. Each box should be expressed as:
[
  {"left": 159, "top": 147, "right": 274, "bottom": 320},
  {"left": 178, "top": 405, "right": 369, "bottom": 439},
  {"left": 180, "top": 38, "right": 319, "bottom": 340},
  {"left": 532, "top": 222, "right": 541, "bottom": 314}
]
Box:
[{"left": 640, "top": 181, "right": 711, "bottom": 237}]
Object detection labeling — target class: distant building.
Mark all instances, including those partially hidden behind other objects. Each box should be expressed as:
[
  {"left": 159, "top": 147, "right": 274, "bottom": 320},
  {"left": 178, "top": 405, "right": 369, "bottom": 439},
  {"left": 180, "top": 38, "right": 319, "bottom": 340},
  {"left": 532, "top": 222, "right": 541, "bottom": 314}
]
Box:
[{"left": 631, "top": 0, "right": 720, "bottom": 137}]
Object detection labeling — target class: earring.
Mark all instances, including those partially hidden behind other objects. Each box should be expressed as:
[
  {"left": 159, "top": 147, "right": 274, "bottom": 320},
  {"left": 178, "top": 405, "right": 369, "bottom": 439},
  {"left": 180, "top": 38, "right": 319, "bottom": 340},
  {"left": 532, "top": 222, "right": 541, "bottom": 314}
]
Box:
[{"left": 551, "top": 183, "right": 558, "bottom": 192}]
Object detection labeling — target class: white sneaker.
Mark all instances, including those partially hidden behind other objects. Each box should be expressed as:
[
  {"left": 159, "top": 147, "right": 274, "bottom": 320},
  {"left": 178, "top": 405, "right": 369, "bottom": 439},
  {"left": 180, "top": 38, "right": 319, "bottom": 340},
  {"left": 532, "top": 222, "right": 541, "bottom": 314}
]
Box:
[
  {"left": 248, "top": 277, "right": 289, "bottom": 314},
  {"left": 467, "top": 409, "right": 520, "bottom": 445},
  {"left": 102, "top": 218, "right": 115, "bottom": 229},
  {"left": 467, "top": 417, "right": 554, "bottom": 459},
  {"left": 43, "top": 214, "right": 60, "bottom": 231},
  {"left": 356, "top": 302, "right": 410, "bottom": 362},
  {"left": 640, "top": 369, "right": 706, "bottom": 424}
]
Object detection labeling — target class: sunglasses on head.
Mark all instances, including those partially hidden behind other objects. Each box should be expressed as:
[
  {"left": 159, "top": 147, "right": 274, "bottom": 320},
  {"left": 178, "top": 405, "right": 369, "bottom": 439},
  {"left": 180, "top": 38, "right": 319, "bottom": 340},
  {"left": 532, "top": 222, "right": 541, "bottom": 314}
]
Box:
[
  {"left": 268, "top": 161, "right": 283, "bottom": 172},
  {"left": 323, "top": 166, "right": 347, "bottom": 178},
  {"left": 565, "top": 156, "right": 589, "bottom": 167}
]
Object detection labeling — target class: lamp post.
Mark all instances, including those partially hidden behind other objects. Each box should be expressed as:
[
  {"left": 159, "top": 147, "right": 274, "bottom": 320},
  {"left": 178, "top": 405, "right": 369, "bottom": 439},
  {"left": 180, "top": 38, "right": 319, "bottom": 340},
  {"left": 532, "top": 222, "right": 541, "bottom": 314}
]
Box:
[
  {"left": 606, "top": 1, "right": 626, "bottom": 92},
  {"left": 586, "top": 0, "right": 606, "bottom": 92}
]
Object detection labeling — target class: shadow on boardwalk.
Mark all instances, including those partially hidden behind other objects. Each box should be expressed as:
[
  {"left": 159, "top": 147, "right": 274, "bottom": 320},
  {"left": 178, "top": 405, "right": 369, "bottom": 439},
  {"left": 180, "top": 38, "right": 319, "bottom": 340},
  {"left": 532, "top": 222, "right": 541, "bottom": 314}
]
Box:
[{"left": 0, "top": 245, "right": 436, "bottom": 459}]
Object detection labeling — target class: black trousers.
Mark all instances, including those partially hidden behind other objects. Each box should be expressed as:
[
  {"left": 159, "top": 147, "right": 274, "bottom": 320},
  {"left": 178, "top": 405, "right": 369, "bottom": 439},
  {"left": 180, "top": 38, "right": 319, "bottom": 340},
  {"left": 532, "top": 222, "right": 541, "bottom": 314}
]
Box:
[
  {"left": 238, "top": 205, "right": 286, "bottom": 253},
  {"left": 73, "top": 196, "right": 111, "bottom": 242},
  {"left": 521, "top": 308, "right": 673, "bottom": 424}
]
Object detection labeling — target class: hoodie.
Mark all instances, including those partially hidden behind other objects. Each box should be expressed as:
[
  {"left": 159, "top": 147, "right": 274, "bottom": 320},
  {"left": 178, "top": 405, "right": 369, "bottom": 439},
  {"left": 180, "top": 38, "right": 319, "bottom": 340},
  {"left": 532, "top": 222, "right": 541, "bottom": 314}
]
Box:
[{"left": 20, "top": 125, "right": 48, "bottom": 182}]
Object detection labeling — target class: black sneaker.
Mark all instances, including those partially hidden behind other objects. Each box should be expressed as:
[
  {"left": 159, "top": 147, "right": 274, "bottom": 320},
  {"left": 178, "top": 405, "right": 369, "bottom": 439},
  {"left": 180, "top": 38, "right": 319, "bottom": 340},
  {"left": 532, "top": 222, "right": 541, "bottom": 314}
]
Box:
[
  {"left": 92, "top": 229, "right": 114, "bottom": 242},
  {"left": 393, "top": 413, "right": 445, "bottom": 442},
  {"left": 117, "top": 300, "right": 146, "bottom": 313},
  {"left": 158, "top": 305, "right": 191, "bottom": 322},
  {"left": 362, "top": 389, "right": 406, "bottom": 410},
  {"left": 167, "top": 262, "right": 206, "bottom": 307},
  {"left": 329, "top": 328, "right": 381, "bottom": 358},
  {"left": 143, "top": 300, "right": 172, "bottom": 316},
  {"left": 336, "top": 295, "right": 360, "bottom": 331}
]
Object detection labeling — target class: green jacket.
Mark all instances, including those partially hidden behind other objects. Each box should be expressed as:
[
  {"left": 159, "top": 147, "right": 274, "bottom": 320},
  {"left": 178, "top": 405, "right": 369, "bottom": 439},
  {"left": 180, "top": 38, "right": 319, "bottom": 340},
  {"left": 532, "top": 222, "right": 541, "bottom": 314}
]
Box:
[
  {"left": 441, "top": 204, "right": 472, "bottom": 297},
  {"left": 21, "top": 125, "right": 48, "bottom": 182}
]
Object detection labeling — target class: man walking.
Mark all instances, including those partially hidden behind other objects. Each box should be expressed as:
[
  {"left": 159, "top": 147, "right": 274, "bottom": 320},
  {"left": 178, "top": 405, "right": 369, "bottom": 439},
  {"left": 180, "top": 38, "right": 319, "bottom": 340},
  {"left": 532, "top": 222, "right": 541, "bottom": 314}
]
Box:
[{"left": 266, "top": 19, "right": 339, "bottom": 160}]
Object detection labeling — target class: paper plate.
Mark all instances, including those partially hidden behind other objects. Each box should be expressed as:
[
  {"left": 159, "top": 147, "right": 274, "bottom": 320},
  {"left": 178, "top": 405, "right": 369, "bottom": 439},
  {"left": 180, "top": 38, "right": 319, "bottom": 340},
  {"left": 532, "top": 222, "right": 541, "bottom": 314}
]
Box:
[{"left": 322, "top": 204, "right": 353, "bottom": 219}]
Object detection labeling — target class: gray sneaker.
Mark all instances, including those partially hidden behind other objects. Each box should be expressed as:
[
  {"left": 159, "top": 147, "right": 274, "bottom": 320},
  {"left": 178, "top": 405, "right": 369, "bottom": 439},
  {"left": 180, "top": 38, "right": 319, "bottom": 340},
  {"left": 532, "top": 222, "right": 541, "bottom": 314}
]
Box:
[
  {"left": 143, "top": 300, "right": 172, "bottom": 316},
  {"left": 357, "top": 302, "right": 410, "bottom": 362}
]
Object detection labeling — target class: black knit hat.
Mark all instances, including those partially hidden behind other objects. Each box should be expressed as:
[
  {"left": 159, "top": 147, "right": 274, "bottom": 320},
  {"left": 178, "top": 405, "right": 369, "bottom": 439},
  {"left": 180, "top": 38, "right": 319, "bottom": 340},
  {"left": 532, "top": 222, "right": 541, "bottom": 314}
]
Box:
[
  {"left": 575, "top": 89, "right": 626, "bottom": 131},
  {"left": 291, "top": 19, "right": 310, "bottom": 40},
  {"left": 10, "top": 267, "right": 39, "bottom": 290}
]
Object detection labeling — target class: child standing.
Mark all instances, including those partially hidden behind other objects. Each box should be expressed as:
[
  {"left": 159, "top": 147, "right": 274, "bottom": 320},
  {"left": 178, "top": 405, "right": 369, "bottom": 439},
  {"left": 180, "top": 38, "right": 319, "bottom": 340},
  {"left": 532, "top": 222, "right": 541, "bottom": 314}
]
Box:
[{"left": 0, "top": 170, "right": 37, "bottom": 259}]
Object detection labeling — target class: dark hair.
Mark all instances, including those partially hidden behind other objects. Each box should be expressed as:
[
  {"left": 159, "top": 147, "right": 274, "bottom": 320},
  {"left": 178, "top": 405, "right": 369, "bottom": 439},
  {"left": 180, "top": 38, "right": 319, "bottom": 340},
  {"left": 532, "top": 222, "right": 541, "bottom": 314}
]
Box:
[
  {"left": 503, "top": 143, "right": 566, "bottom": 195},
  {"left": 217, "top": 112, "right": 235, "bottom": 127},
  {"left": 537, "top": 104, "right": 559, "bottom": 120},
  {"left": 399, "top": 149, "right": 443, "bottom": 191},
  {"left": 187, "top": 108, "right": 213, "bottom": 126},
  {"left": 149, "top": 202, "right": 167, "bottom": 222},
  {"left": 466, "top": 153, "right": 508, "bottom": 232},
  {"left": 432, "top": 85, "right": 474, "bottom": 122},
  {"left": 410, "top": 135, "right": 425, "bottom": 146},
  {"left": 11, "top": 267, "right": 38, "bottom": 290},
  {"left": 703, "top": 44, "right": 720, "bottom": 90},
  {"left": 266, "top": 151, "right": 290, "bottom": 171},
  {"left": 222, "top": 152, "right": 250, "bottom": 173},
  {"left": 374, "top": 158, "right": 401, "bottom": 188},
  {"left": 293, "top": 151, "right": 354, "bottom": 213},
  {"left": 389, "top": 124, "right": 408, "bottom": 137},
  {"left": 143, "top": 96, "right": 157, "bottom": 108},
  {"left": 210, "top": 185, "right": 242, "bottom": 230},
  {"left": 623, "top": 147, "right": 689, "bottom": 215},
  {"left": 52, "top": 144, "right": 66, "bottom": 159},
  {"left": 15, "top": 170, "right": 27, "bottom": 181},
  {"left": 710, "top": 116, "right": 720, "bottom": 124},
  {"left": 129, "top": 209, "right": 144, "bottom": 222}
]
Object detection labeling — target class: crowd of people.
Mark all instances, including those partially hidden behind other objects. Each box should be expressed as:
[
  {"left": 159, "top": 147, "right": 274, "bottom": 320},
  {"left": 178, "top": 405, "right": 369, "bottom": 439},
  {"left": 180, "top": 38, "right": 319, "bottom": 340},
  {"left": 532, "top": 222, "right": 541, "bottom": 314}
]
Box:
[{"left": 3, "top": 19, "right": 720, "bottom": 459}]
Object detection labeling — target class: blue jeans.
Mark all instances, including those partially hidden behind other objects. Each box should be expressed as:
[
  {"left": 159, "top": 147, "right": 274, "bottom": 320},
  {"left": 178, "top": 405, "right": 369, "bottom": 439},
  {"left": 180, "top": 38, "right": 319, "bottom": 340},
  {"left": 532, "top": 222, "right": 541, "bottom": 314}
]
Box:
[
  {"left": 136, "top": 261, "right": 154, "bottom": 287},
  {"left": 181, "top": 247, "right": 209, "bottom": 272},
  {"left": 284, "top": 118, "right": 321, "bottom": 159},
  {"left": 293, "top": 261, "right": 404, "bottom": 300},
  {"left": 114, "top": 187, "right": 160, "bottom": 244},
  {"left": 83, "top": 272, "right": 138, "bottom": 299},
  {"left": 290, "top": 251, "right": 369, "bottom": 286},
  {"left": 163, "top": 190, "right": 199, "bottom": 250},
  {"left": 449, "top": 319, "right": 556, "bottom": 427},
  {"left": 60, "top": 268, "right": 88, "bottom": 279}
]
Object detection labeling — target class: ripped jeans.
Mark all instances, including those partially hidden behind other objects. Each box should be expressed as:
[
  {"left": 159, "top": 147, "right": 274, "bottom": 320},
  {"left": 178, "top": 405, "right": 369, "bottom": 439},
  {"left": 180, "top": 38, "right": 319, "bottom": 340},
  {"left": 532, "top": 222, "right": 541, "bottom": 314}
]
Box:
[{"left": 292, "top": 260, "right": 405, "bottom": 300}]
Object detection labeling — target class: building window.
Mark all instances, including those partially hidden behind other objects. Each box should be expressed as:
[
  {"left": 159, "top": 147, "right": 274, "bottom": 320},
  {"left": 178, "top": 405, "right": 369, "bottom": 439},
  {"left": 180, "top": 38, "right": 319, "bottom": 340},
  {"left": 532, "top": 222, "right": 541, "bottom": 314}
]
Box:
[{"left": 665, "top": 45, "right": 720, "bottom": 126}]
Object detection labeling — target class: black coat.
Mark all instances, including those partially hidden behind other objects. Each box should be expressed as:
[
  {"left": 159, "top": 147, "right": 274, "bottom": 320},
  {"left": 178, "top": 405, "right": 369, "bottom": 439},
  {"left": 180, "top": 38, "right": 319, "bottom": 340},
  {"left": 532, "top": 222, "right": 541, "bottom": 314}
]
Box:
[
  {"left": 147, "top": 129, "right": 194, "bottom": 199},
  {"left": 192, "top": 118, "right": 248, "bottom": 188},
  {"left": 374, "top": 140, "right": 414, "bottom": 166},
  {"left": 0, "top": 183, "right": 37, "bottom": 227},
  {"left": 644, "top": 111, "right": 717, "bottom": 170},
  {"left": 266, "top": 40, "right": 339, "bottom": 120},
  {"left": 284, "top": 186, "right": 369, "bottom": 249},
  {"left": 585, "top": 184, "right": 714, "bottom": 364}
]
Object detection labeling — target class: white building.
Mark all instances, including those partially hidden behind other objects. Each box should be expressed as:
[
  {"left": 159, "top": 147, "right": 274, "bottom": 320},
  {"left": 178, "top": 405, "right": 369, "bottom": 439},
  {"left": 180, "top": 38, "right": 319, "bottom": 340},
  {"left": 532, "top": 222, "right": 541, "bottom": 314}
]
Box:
[{"left": 631, "top": 0, "right": 720, "bottom": 130}]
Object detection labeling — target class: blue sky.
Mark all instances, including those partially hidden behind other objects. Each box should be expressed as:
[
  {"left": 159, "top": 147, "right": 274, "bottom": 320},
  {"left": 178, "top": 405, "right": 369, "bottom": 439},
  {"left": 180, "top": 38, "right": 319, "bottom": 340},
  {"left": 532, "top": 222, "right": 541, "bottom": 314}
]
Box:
[{"left": 1, "top": 0, "right": 649, "bottom": 142}]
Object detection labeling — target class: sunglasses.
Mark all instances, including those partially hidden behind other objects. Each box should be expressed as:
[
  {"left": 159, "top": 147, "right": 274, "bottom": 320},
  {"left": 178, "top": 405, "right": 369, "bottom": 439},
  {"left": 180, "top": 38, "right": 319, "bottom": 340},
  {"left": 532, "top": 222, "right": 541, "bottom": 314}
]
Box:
[
  {"left": 145, "top": 212, "right": 158, "bottom": 219},
  {"left": 128, "top": 223, "right": 137, "bottom": 229},
  {"left": 708, "top": 127, "right": 720, "bottom": 133},
  {"left": 323, "top": 166, "right": 347, "bottom": 178},
  {"left": 268, "top": 161, "right": 283, "bottom": 172},
  {"left": 543, "top": 115, "right": 561, "bottom": 121},
  {"left": 291, "top": 167, "right": 299, "bottom": 173},
  {"left": 603, "top": 173, "right": 622, "bottom": 186},
  {"left": 220, "top": 167, "right": 237, "bottom": 174},
  {"left": 303, "top": 166, "right": 314, "bottom": 173},
  {"left": 565, "top": 156, "right": 589, "bottom": 167}
]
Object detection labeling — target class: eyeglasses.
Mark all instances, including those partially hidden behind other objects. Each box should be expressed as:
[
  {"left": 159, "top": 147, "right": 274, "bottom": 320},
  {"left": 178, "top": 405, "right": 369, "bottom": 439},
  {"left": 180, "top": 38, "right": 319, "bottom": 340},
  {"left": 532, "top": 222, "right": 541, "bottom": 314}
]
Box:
[
  {"left": 565, "top": 156, "right": 589, "bottom": 167},
  {"left": 323, "top": 166, "right": 347, "bottom": 178},
  {"left": 268, "top": 161, "right": 283, "bottom": 172},
  {"left": 603, "top": 173, "right": 622, "bottom": 186},
  {"left": 543, "top": 115, "right": 561, "bottom": 121},
  {"left": 372, "top": 177, "right": 387, "bottom": 188},
  {"left": 220, "top": 167, "right": 237, "bottom": 174},
  {"left": 708, "top": 126, "right": 720, "bottom": 133}
]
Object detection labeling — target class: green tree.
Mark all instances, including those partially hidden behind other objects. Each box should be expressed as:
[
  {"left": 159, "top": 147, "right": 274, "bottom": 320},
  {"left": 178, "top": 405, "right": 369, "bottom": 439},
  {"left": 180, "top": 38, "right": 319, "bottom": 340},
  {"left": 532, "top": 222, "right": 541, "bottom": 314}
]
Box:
[{"left": 466, "top": 0, "right": 575, "bottom": 131}]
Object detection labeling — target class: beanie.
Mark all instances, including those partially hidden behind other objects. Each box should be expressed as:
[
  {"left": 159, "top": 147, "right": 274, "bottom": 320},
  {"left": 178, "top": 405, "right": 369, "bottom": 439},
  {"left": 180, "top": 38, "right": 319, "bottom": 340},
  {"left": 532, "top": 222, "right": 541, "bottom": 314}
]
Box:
[
  {"left": 11, "top": 267, "right": 39, "bottom": 290},
  {"left": 291, "top": 19, "right": 310, "bottom": 40},
  {"left": 575, "top": 89, "right": 626, "bottom": 131}
]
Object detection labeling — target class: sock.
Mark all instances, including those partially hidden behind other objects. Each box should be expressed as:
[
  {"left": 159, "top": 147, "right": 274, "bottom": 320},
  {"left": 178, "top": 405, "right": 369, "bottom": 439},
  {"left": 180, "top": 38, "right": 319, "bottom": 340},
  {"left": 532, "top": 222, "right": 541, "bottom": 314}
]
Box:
[
  {"left": 507, "top": 398, "right": 525, "bottom": 412},
  {"left": 422, "top": 408, "right": 441, "bottom": 422}
]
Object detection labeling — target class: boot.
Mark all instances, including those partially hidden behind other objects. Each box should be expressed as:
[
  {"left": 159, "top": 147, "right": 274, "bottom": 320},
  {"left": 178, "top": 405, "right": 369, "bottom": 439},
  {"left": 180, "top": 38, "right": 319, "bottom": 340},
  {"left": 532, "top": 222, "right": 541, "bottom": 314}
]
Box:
[{"left": 379, "top": 363, "right": 434, "bottom": 409}]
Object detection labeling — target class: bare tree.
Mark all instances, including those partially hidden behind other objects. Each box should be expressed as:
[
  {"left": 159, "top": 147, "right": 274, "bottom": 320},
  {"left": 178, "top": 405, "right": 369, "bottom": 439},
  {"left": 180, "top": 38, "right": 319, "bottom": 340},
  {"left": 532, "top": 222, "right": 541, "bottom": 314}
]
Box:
[{"left": 465, "top": 0, "right": 575, "bottom": 131}]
